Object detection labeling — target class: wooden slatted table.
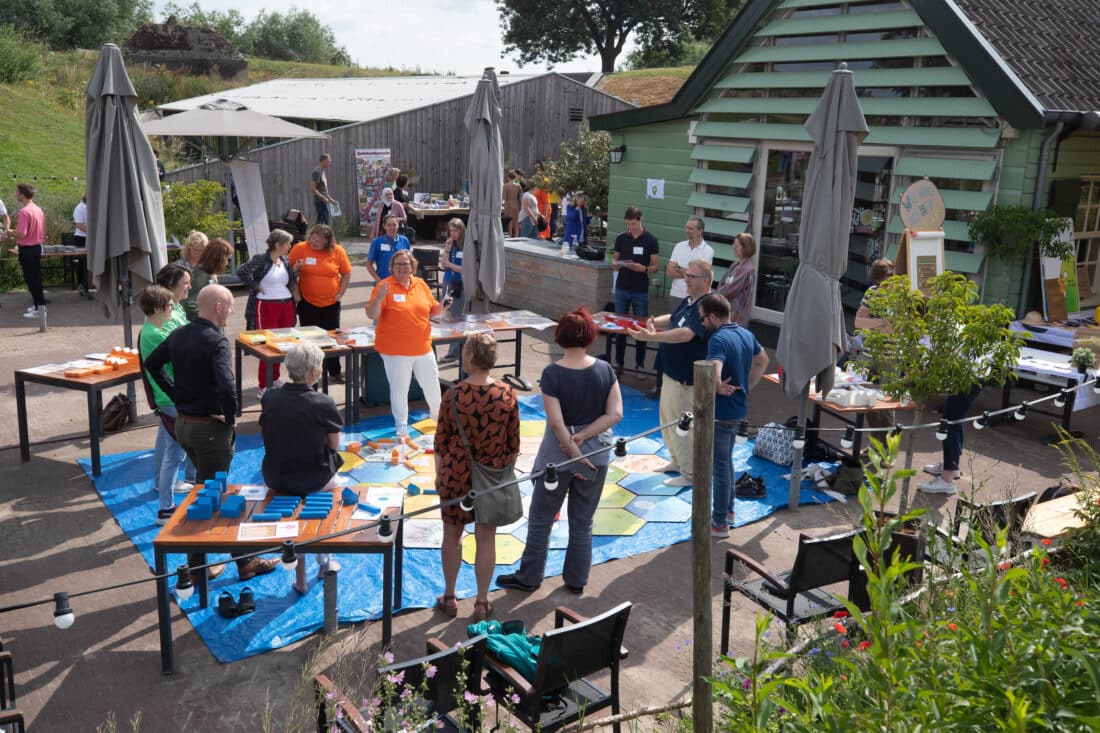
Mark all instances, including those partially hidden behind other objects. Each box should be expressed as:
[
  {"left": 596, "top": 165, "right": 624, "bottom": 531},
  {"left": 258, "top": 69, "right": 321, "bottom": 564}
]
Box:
[
  {"left": 1023, "top": 492, "right": 1087, "bottom": 544},
  {"left": 152, "top": 484, "right": 404, "bottom": 675},
  {"left": 15, "top": 360, "right": 141, "bottom": 476},
  {"left": 234, "top": 331, "right": 356, "bottom": 417}
]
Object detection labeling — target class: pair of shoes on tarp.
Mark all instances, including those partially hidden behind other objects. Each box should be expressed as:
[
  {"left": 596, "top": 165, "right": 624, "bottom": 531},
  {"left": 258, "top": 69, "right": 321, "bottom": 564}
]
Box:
[
  {"left": 735, "top": 473, "right": 766, "bottom": 499},
  {"left": 217, "top": 587, "right": 255, "bottom": 618}
]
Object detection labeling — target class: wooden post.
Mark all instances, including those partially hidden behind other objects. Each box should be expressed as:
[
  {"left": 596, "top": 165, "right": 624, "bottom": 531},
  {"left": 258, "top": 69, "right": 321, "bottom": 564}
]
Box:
[{"left": 691, "top": 360, "right": 715, "bottom": 733}]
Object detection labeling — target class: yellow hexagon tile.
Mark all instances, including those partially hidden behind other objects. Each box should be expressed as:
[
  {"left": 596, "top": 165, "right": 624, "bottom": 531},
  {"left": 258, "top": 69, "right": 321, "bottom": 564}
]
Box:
[
  {"left": 402, "top": 473, "right": 436, "bottom": 489},
  {"left": 403, "top": 493, "right": 442, "bottom": 520},
  {"left": 604, "top": 464, "right": 626, "bottom": 485},
  {"left": 337, "top": 451, "right": 366, "bottom": 471},
  {"left": 520, "top": 420, "right": 546, "bottom": 438},
  {"left": 462, "top": 532, "right": 526, "bottom": 565},
  {"left": 403, "top": 452, "right": 434, "bottom": 473},
  {"left": 412, "top": 418, "right": 437, "bottom": 435},
  {"left": 599, "top": 484, "right": 635, "bottom": 509},
  {"left": 592, "top": 508, "right": 645, "bottom": 536}
]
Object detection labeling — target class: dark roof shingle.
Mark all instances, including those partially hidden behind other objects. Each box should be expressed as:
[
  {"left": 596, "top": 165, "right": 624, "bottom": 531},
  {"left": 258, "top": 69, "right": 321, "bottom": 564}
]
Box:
[{"left": 955, "top": 0, "right": 1100, "bottom": 112}]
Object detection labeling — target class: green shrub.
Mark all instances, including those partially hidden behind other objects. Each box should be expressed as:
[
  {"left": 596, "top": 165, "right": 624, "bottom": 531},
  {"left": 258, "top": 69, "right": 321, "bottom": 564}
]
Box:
[
  {"left": 0, "top": 25, "right": 46, "bottom": 84},
  {"left": 714, "top": 434, "right": 1100, "bottom": 731},
  {"left": 162, "top": 179, "right": 237, "bottom": 241}
]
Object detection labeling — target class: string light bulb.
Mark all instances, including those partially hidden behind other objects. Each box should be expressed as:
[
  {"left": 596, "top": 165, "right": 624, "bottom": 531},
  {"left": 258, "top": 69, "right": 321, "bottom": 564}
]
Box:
[
  {"left": 543, "top": 464, "right": 559, "bottom": 491},
  {"left": 736, "top": 421, "right": 749, "bottom": 445},
  {"left": 1014, "top": 402, "right": 1028, "bottom": 421},
  {"left": 892, "top": 422, "right": 904, "bottom": 438},
  {"left": 280, "top": 540, "right": 298, "bottom": 571},
  {"left": 377, "top": 514, "right": 394, "bottom": 539},
  {"left": 935, "top": 419, "right": 949, "bottom": 441},
  {"left": 53, "top": 592, "right": 74, "bottom": 629},
  {"left": 791, "top": 425, "right": 805, "bottom": 451},
  {"left": 974, "top": 411, "right": 990, "bottom": 430},
  {"left": 1054, "top": 389, "right": 1068, "bottom": 408},
  {"left": 175, "top": 565, "right": 194, "bottom": 601},
  {"left": 459, "top": 492, "right": 475, "bottom": 512},
  {"left": 676, "top": 412, "right": 694, "bottom": 437},
  {"left": 1092, "top": 378, "right": 1100, "bottom": 395},
  {"left": 840, "top": 426, "right": 854, "bottom": 450},
  {"left": 614, "top": 438, "right": 627, "bottom": 457}
]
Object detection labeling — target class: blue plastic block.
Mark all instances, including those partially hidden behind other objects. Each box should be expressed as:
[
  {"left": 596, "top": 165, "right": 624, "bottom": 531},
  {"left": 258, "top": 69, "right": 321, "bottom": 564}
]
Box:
[
  {"left": 298, "top": 510, "right": 330, "bottom": 519},
  {"left": 272, "top": 506, "right": 295, "bottom": 518},
  {"left": 220, "top": 496, "right": 245, "bottom": 518},
  {"left": 357, "top": 502, "right": 381, "bottom": 515},
  {"left": 186, "top": 501, "right": 213, "bottom": 520},
  {"left": 251, "top": 512, "right": 281, "bottom": 522},
  {"left": 304, "top": 496, "right": 333, "bottom": 505},
  {"left": 406, "top": 483, "right": 421, "bottom": 496},
  {"left": 214, "top": 471, "right": 228, "bottom": 490},
  {"left": 199, "top": 488, "right": 221, "bottom": 512},
  {"left": 341, "top": 487, "right": 359, "bottom": 505},
  {"left": 422, "top": 488, "right": 438, "bottom": 495}
]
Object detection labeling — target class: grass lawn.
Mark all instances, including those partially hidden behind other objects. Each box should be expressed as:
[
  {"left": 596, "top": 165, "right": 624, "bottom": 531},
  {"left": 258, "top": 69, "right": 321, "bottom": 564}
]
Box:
[{"left": 0, "top": 81, "right": 86, "bottom": 180}]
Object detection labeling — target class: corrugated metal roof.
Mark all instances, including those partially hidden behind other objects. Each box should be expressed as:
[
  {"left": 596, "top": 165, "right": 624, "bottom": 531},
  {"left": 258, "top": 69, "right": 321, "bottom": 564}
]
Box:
[{"left": 157, "top": 74, "right": 542, "bottom": 123}]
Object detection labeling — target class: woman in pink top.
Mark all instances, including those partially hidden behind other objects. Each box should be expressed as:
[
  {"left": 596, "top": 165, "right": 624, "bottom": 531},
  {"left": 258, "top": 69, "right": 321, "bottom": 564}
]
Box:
[{"left": 4, "top": 183, "right": 46, "bottom": 318}]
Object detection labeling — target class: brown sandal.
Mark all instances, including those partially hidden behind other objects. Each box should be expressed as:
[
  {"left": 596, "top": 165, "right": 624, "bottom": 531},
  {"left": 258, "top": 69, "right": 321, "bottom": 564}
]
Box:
[
  {"left": 471, "top": 599, "right": 494, "bottom": 622},
  {"left": 436, "top": 594, "right": 458, "bottom": 618}
]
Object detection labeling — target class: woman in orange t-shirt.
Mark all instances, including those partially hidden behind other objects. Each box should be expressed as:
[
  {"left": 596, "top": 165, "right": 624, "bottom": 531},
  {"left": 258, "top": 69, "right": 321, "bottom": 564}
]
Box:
[
  {"left": 365, "top": 249, "right": 447, "bottom": 436},
  {"left": 533, "top": 178, "right": 551, "bottom": 239},
  {"left": 289, "top": 224, "right": 353, "bottom": 383}
]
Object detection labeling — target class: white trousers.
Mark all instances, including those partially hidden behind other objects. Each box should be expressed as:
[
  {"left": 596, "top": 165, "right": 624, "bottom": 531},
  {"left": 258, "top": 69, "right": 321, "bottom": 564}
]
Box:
[{"left": 380, "top": 352, "right": 442, "bottom": 435}]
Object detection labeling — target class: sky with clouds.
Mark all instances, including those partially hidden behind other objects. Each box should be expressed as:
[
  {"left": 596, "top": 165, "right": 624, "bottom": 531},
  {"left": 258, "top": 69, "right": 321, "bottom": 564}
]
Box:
[{"left": 154, "top": 0, "right": 631, "bottom": 76}]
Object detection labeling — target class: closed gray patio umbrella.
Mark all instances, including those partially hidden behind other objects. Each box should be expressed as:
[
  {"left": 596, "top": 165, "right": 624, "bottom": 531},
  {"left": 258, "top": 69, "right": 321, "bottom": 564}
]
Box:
[
  {"left": 774, "top": 63, "right": 868, "bottom": 509},
  {"left": 462, "top": 68, "right": 506, "bottom": 313},
  {"left": 85, "top": 44, "right": 167, "bottom": 329}
]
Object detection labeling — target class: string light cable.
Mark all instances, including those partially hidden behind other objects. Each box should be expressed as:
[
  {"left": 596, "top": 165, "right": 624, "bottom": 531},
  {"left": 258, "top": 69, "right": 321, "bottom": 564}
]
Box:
[{"left": 0, "top": 413, "right": 694, "bottom": 626}]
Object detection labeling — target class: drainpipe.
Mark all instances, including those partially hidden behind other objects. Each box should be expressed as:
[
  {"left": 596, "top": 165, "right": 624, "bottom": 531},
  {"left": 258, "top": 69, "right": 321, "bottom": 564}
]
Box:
[{"left": 1018, "top": 119, "right": 1065, "bottom": 317}]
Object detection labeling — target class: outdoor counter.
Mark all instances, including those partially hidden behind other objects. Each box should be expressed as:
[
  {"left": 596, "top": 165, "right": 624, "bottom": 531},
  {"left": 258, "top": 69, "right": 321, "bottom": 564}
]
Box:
[{"left": 500, "top": 237, "right": 613, "bottom": 319}]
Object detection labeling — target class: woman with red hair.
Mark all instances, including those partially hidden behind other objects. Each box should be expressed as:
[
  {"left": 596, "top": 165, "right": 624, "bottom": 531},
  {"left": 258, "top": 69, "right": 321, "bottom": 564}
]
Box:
[{"left": 497, "top": 306, "right": 623, "bottom": 595}]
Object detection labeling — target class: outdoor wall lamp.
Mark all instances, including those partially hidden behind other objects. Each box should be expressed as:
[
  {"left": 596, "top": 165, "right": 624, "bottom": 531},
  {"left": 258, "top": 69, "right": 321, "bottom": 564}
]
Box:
[
  {"left": 935, "top": 420, "right": 949, "bottom": 441},
  {"left": 840, "top": 426, "right": 855, "bottom": 450},
  {"left": 280, "top": 540, "right": 298, "bottom": 571},
  {"left": 1054, "top": 389, "right": 1068, "bottom": 408},
  {"left": 609, "top": 145, "right": 626, "bottom": 164},
  {"left": 791, "top": 426, "right": 806, "bottom": 451}
]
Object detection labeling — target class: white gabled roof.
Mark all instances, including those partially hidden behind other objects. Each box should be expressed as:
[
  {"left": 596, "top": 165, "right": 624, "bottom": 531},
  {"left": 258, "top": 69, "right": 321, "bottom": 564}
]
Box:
[{"left": 157, "top": 74, "right": 540, "bottom": 124}]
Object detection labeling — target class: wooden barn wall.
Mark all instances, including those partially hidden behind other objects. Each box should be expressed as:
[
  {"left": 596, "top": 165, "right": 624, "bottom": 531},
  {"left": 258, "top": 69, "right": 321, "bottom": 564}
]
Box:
[{"left": 165, "top": 76, "right": 631, "bottom": 229}]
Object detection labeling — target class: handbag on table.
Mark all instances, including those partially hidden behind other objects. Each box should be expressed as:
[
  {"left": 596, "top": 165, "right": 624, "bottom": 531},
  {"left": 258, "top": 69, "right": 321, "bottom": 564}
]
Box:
[{"left": 450, "top": 388, "right": 523, "bottom": 527}]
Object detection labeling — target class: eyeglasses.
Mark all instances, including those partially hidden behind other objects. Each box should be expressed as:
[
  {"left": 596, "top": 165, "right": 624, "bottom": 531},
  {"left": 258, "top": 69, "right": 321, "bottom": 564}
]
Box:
[
  {"left": 683, "top": 273, "right": 707, "bottom": 280},
  {"left": 392, "top": 262, "right": 413, "bottom": 269}
]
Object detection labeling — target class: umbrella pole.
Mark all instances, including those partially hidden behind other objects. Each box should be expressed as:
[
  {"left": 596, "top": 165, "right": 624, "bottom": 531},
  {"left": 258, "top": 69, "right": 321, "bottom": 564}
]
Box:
[
  {"left": 116, "top": 255, "right": 138, "bottom": 422},
  {"left": 787, "top": 386, "right": 809, "bottom": 511}
]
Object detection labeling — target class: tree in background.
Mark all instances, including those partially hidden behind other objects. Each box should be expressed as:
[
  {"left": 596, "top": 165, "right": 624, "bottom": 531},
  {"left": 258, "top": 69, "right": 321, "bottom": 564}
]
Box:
[
  {"left": 160, "top": 2, "right": 247, "bottom": 48},
  {"left": 626, "top": 0, "right": 744, "bottom": 69},
  {"left": 498, "top": 0, "right": 742, "bottom": 72},
  {"left": 239, "top": 9, "right": 353, "bottom": 66},
  {"left": 9, "top": 0, "right": 152, "bottom": 51},
  {"left": 541, "top": 129, "right": 611, "bottom": 215}
]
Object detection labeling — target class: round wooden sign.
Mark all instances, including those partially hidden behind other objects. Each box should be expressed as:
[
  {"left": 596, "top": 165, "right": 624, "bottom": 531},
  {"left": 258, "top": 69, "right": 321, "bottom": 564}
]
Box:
[{"left": 897, "top": 178, "right": 945, "bottom": 230}]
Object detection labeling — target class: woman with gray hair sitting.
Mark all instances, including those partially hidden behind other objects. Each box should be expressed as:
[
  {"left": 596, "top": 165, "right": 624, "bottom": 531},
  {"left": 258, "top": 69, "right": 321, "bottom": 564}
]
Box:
[{"left": 259, "top": 342, "right": 344, "bottom": 594}]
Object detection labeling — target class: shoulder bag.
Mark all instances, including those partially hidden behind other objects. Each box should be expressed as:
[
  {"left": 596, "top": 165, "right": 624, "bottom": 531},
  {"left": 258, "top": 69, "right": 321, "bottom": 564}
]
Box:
[
  {"left": 752, "top": 421, "right": 796, "bottom": 467},
  {"left": 450, "top": 388, "right": 523, "bottom": 527}
]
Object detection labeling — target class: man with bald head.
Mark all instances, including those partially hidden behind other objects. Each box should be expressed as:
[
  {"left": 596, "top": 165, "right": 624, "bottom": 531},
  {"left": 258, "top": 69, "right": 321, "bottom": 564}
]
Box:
[{"left": 146, "top": 284, "right": 278, "bottom": 579}]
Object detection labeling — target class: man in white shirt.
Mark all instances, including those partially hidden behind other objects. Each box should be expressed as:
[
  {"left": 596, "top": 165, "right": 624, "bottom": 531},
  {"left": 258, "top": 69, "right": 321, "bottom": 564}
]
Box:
[
  {"left": 0, "top": 196, "right": 9, "bottom": 233},
  {"left": 73, "top": 194, "right": 89, "bottom": 294},
  {"left": 665, "top": 216, "right": 713, "bottom": 312}
]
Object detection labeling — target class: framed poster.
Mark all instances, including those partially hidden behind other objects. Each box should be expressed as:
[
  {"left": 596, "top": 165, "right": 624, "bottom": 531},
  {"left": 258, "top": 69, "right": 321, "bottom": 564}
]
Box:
[
  {"left": 1040, "top": 218, "right": 1078, "bottom": 320},
  {"left": 354, "top": 148, "right": 391, "bottom": 235}
]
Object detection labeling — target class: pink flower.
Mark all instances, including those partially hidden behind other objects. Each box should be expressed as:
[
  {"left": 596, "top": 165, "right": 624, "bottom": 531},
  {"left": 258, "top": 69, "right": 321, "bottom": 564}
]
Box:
[
  {"left": 464, "top": 691, "right": 479, "bottom": 704},
  {"left": 383, "top": 651, "right": 395, "bottom": 664},
  {"left": 386, "top": 670, "right": 405, "bottom": 684},
  {"left": 509, "top": 693, "right": 521, "bottom": 706},
  {"left": 425, "top": 664, "right": 437, "bottom": 679}
]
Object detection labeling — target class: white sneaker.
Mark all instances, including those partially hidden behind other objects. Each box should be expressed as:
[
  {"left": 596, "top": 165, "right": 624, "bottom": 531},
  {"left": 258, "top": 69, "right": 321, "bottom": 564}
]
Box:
[
  {"left": 23, "top": 307, "right": 44, "bottom": 319},
  {"left": 174, "top": 481, "right": 194, "bottom": 492},
  {"left": 923, "top": 461, "right": 943, "bottom": 476},
  {"left": 917, "top": 476, "right": 956, "bottom": 495},
  {"left": 257, "top": 387, "right": 267, "bottom": 399},
  {"left": 662, "top": 475, "right": 693, "bottom": 487},
  {"left": 655, "top": 461, "right": 679, "bottom": 474}
]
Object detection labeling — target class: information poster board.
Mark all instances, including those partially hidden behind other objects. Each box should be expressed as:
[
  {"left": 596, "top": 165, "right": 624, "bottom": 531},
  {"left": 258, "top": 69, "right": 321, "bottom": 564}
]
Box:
[
  {"left": 354, "top": 149, "right": 391, "bottom": 235},
  {"left": 894, "top": 229, "right": 945, "bottom": 294},
  {"left": 1040, "top": 218, "right": 1078, "bottom": 321}
]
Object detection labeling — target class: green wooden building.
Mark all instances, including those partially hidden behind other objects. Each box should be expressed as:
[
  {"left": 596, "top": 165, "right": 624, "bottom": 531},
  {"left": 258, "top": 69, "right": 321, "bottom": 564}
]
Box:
[{"left": 590, "top": 0, "right": 1100, "bottom": 327}]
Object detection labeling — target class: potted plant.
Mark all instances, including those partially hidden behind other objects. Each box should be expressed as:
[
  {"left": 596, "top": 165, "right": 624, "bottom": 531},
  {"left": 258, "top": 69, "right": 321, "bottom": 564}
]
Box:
[
  {"left": 1071, "top": 346, "right": 1097, "bottom": 375},
  {"left": 859, "top": 272, "right": 1025, "bottom": 511}
]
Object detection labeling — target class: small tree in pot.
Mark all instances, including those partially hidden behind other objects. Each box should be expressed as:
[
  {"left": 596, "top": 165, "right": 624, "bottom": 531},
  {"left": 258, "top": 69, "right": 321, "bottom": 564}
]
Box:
[
  {"left": 542, "top": 127, "right": 611, "bottom": 240},
  {"left": 860, "top": 272, "right": 1025, "bottom": 511}
]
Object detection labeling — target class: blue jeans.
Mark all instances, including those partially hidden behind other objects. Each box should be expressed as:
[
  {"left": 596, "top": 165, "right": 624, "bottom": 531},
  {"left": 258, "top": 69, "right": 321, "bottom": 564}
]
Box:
[
  {"left": 153, "top": 406, "right": 195, "bottom": 511},
  {"left": 314, "top": 198, "right": 331, "bottom": 225},
  {"left": 613, "top": 289, "right": 649, "bottom": 368},
  {"left": 712, "top": 420, "right": 737, "bottom": 527},
  {"left": 513, "top": 465, "right": 609, "bottom": 589},
  {"left": 940, "top": 385, "right": 982, "bottom": 471},
  {"left": 520, "top": 218, "right": 538, "bottom": 239}
]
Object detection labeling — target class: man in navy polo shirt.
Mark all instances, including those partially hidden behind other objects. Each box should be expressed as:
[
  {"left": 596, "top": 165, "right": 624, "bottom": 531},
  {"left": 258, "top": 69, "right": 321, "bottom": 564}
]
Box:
[
  {"left": 627, "top": 259, "right": 713, "bottom": 487},
  {"left": 612, "top": 206, "right": 659, "bottom": 376},
  {"left": 700, "top": 293, "right": 768, "bottom": 538}
]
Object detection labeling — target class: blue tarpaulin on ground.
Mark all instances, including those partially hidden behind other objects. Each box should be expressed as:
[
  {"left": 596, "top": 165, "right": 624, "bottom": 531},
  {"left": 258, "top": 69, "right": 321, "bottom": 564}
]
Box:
[{"left": 78, "top": 387, "right": 832, "bottom": 663}]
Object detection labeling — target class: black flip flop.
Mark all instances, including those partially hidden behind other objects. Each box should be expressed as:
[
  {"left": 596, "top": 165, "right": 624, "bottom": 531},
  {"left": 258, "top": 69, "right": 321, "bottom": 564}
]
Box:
[
  {"left": 217, "top": 591, "right": 240, "bottom": 619},
  {"left": 237, "top": 587, "right": 256, "bottom": 615}
]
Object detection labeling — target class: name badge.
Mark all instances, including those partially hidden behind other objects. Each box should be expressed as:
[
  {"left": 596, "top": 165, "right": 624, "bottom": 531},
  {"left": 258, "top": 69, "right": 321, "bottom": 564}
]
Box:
[
  {"left": 678, "top": 317, "right": 686, "bottom": 327},
  {"left": 381, "top": 244, "right": 391, "bottom": 252},
  {"left": 632, "top": 246, "right": 644, "bottom": 255},
  {"left": 455, "top": 251, "right": 463, "bottom": 260},
  {"left": 393, "top": 293, "right": 406, "bottom": 303},
  {"left": 305, "top": 257, "right": 317, "bottom": 265}
]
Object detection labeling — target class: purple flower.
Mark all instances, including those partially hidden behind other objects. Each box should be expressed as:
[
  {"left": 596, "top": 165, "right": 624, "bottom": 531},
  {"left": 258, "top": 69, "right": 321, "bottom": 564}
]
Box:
[
  {"left": 426, "top": 664, "right": 437, "bottom": 679},
  {"left": 383, "top": 651, "right": 395, "bottom": 664},
  {"left": 386, "top": 670, "right": 405, "bottom": 685},
  {"left": 464, "top": 691, "right": 479, "bottom": 704},
  {"left": 741, "top": 677, "right": 752, "bottom": 689},
  {"left": 326, "top": 692, "right": 336, "bottom": 700},
  {"left": 509, "top": 693, "right": 521, "bottom": 706}
]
